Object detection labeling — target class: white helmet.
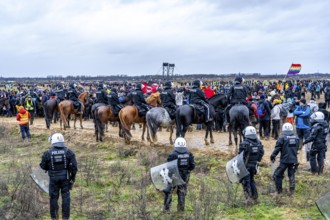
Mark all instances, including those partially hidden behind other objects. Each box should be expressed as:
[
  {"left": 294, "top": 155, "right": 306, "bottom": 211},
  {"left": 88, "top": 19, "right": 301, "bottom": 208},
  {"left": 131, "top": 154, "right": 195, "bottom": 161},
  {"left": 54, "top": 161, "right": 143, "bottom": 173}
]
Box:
[
  {"left": 174, "top": 137, "right": 186, "bottom": 148},
  {"left": 310, "top": 111, "right": 324, "bottom": 124},
  {"left": 243, "top": 126, "right": 257, "bottom": 139},
  {"left": 49, "top": 133, "right": 65, "bottom": 147},
  {"left": 282, "top": 123, "right": 293, "bottom": 132}
]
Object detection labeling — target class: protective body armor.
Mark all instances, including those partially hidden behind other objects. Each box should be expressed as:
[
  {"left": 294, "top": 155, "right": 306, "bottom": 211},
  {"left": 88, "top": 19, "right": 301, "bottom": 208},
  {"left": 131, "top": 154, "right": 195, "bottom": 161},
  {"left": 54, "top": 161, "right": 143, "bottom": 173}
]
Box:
[
  {"left": 48, "top": 147, "right": 67, "bottom": 177},
  {"left": 242, "top": 139, "right": 262, "bottom": 168},
  {"left": 67, "top": 89, "right": 78, "bottom": 101}
]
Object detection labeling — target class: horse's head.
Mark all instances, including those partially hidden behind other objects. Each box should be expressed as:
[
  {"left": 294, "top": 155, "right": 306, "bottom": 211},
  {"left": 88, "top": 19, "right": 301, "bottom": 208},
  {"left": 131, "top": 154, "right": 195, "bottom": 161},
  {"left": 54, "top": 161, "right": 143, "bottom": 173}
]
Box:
[
  {"left": 79, "top": 92, "right": 88, "bottom": 104},
  {"left": 147, "top": 92, "right": 161, "bottom": 107},
  {"left": 209, "top": 94, "right": 228, "bottom": 109}
]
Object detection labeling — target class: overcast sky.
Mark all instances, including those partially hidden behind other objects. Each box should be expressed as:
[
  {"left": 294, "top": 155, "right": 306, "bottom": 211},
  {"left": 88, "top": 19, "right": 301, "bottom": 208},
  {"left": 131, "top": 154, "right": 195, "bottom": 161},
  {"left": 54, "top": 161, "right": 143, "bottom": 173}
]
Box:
[{"left": 0, "top": 0, "right": 329, "bottom": 77}]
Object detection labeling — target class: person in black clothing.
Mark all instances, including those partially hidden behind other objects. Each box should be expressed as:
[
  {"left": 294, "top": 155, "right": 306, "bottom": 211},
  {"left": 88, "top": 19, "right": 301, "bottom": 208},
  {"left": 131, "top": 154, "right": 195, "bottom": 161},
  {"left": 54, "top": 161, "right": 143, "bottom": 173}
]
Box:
[
  {"left": 108, "top": 87, "right": 123, "bottom": 116},
  {"left": 160, "top": 81, "right": 176, "bottom": 120},
  {"left": 40, "top": 133, "right": 78, "bottom": 220},
  {"left": 130, "top": 83, "right": 151, "bottom": 117},
  {"left": 189, "top": 80, "right": 212, "bottom": 122},
  {"left": 324, "top": 83, "right": 330, "bottom": 108},
  {"left": 95, "top": 83, "right": 109, "bottom": 105},
  {"left": 67, "top": 83, "right": 82, "bottom": 114},
  {"left": 55, "top": 84, "right": 65, "bottom": 105},
  {"left": 270, "top": 123, "right": 299, "bottom": 195},
  {"left": 239, "top": 126, "right": 264, "bottom": 205},
  {"left": 164, "top": 137, "right": 195, "bottom": 212},
  {"left": 303, "top": 112, "right": 329, "bottom": 174},
  {"left": 258, "top": 94, "right": 272, "bottom": 140}
]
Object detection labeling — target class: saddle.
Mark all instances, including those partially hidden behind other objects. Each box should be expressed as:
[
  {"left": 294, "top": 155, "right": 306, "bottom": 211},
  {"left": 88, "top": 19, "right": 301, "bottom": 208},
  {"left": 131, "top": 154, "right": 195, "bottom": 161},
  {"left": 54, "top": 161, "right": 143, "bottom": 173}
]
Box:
[
  {"left": 111, "top": 104, "right": 123, "bottom": 117},
  {"left": 71, "top": 100, "right": 81, "bottom": 110},
  {"left": 135, "top": 104, "right": 151, "bottom": 117},
  {"left": 189, "top": 104, "right": 205, "bottom": 119}
]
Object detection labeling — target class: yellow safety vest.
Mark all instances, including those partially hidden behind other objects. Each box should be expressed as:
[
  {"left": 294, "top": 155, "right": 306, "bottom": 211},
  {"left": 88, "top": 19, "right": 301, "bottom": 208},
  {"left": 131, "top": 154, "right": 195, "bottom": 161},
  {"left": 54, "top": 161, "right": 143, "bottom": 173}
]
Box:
[
  {"left": 19, "top": 112, "right": 29, "bottom": 125},
  {"left": 26, "top": 99, "right": 34, "bottom": 111}
]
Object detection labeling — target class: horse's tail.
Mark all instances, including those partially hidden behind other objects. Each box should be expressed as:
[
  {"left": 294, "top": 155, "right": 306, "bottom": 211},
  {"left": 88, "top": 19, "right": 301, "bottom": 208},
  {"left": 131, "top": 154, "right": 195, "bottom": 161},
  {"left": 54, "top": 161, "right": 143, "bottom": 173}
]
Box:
[
  {"left": 146, "top": 110, "right": 157, "bottom": 142},
  {"left": 236, "top": 110, "right": 250, "bottom": 133},
  {"left": 175, "top": 107, "right": 182, "bottom": 138},
  {"left": 119, "top": 109, "right": 132, "bottom": 139}
]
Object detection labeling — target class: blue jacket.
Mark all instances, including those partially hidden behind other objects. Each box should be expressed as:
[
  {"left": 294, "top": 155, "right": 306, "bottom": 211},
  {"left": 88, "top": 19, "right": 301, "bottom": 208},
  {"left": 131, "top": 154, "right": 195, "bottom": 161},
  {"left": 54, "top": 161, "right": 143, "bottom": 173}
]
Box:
[{"left": 293, "top": 105, "right": 311, "bottom": 129}]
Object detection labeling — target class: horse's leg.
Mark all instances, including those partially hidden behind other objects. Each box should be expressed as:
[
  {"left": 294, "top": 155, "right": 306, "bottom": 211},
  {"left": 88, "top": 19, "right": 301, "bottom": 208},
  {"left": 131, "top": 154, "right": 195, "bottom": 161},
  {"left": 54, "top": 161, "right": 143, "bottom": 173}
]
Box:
[
  {"left": 106, "top": 122, "right": 108, "bottom": 132},
  {"left": 132, "top": 123, "right": 136, "bottom": 130},
  {"left": 73, "top": 114, "right": 77, "bottom": 129},
  {"left": 234, "top": 130, "right": 238, "bottom": 154},
  {"left": 95, "top": 119, "right": 99, "bottom": 142},
  {"left": 228, "top": 124, "right": 233, "bottom": 145},
  {"left": 169, "top": 125, "right": 174, "bottom": 145},
  {"left": 80, "top": 114, "right": 83, "bottom": 129},
  {"left": 210, "top": 123, "right": 214, "bottom": 144},
  {"left": 141, "top": 122, "right": 146, "bottom": 141},
  {"left": 204, "top": 123, "right": 210, "bottom": 145}
]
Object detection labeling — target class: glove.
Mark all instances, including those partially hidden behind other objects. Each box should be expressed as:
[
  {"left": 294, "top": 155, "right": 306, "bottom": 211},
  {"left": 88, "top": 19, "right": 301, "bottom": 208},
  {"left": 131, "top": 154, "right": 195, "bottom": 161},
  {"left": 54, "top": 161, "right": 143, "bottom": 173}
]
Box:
[
  {"left": 270, "top": 156, "right": 275, "bottom": 163},
  {"left": 69, "top": 180, "right": 75, "bottom": 190}
]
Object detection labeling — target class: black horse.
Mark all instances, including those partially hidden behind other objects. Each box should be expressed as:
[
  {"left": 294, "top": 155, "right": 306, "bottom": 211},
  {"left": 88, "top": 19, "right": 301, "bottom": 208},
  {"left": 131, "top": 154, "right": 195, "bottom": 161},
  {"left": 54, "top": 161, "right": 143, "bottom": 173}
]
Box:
[
  {"left": 43, "top": 99, "right": 58, "bottom": 129},
  {"left": 176, "top": 94, "right": 228, "bottom": 145}
]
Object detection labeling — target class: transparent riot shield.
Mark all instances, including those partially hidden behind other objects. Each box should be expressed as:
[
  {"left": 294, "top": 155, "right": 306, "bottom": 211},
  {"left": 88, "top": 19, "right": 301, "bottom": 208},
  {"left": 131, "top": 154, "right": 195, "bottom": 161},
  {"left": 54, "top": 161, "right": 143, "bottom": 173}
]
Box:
[
  {"left": 316, "top": 191, "right": 330, "bottom": 220},
  {"left": 150, "top": 159, "right": 185, "bottom": 191},
  {"left": 30, "top": 167, "right": 49, "bottom": 194},
  {"left": 226, "top": 152, "right": 249, "bottom": 183}
]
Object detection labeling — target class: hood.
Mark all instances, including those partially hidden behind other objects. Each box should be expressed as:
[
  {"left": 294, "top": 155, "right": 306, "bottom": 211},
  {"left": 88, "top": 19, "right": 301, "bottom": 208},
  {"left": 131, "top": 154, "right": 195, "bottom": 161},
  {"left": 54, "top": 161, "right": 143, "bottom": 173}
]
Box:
[{"left": 19, "top": 108, "right": 26, "bottom": 114}]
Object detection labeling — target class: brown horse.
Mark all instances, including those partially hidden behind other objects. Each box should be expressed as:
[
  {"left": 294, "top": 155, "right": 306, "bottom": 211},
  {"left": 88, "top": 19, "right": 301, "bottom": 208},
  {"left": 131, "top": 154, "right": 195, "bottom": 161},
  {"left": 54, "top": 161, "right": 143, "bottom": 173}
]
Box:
[
  {"left": 146, "top": 92, "right": 161, "bottom": 107},
  {"left": 58, "top": 92, "right": 88, "bottom": 130},
  {"left": 119, "top": 93, "right": 161, "bottom": 144}
]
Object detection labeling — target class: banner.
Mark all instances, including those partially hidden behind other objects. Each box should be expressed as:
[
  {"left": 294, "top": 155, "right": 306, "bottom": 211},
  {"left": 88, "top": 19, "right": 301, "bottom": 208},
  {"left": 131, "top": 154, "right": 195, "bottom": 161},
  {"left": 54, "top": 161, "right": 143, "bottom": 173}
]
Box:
[{"left": 287, "top": 64, "right": 301, "bottom": 75}]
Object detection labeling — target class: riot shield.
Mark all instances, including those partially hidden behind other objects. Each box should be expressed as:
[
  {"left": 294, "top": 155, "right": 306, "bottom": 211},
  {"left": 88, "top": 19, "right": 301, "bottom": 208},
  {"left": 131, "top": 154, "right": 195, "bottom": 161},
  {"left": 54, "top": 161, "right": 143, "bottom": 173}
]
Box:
[
  {"left": 30, "top": 167, "right": 49, "bottom": 194},
  {"left": 316, "top": 191, "right": 330, "bottom": 219},
  {"left": 150, "top": 160, "right": 185, "bottom": 191},
  {"left": 226, "top": 152, "right": 249, "bottom": 183}
]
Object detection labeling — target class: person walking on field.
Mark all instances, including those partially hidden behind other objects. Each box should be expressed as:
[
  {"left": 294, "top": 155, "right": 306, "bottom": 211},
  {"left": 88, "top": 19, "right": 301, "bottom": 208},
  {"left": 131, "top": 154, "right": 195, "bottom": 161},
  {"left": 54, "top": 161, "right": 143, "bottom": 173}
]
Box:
[{"left": 16, "top": 105, "right": 31, "bottom": 141}]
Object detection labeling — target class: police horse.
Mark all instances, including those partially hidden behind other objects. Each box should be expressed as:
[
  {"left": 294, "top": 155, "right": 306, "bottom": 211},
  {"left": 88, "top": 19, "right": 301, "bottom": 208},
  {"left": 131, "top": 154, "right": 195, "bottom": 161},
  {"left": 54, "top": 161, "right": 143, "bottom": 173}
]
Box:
[
  {"left": 176, "top": 94, "right": 228, "bottom": 145},
  {"left": 43, "top": 98, "right": 58, "bottom": 129},
  {"left": 58, "top": 92, "right": 89, "bottom": 130},
  {"left": 228, "top": 104, "right": 251, "bottom": 153},
  {"left": 119, "top": 93, "right": 161, "bottom": 144}
]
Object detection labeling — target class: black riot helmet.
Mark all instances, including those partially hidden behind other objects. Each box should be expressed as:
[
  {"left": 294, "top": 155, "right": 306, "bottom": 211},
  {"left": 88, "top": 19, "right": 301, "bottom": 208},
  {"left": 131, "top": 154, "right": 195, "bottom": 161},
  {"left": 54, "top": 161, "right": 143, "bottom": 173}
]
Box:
[
  {"left": 234, "top": 77, "right": 243, "bottom": 84},
  {"left": 164, "top": 81, "right": 172, "bottom": 89},
  {"left": 135, "top": 84, "right": 142, "bottom": 90},
  {"left": 192, "top": 80, "right": 201, "bottom": 88}
]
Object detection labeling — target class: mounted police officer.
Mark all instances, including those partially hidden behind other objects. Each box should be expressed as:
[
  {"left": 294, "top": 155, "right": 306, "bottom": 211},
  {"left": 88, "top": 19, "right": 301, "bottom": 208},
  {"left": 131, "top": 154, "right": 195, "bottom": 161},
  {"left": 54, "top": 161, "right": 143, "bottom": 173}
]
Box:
[
  {"left": 108, "top": 87, "right": 123, "bottom": 116},
  {"left": 67, "top": 82, "right": 82, "bottom": 114},
  {"left": 270, "top": 123, "right": 299, "bottom": 195},
  {"left": 226, "top": 77, "right": 249, "bottom": 123},
  {"left": 239, "top": 126, "right": 264, "bottom": 205},
  {"left": 55, "top": 84, "right": 65, "bottom": 105},
  {"left": 189, "top": 80, "right": 212, "bottom": 122},
  {"left": 164, "top": 137, "right": 195, "bottom": 212},
  {"left": 303, "top": 112, "right": 329, "bottom": 174},
  {"left": 130, "top": 83, "right": 151, "bottom": 117},
  {"left": 40, "top": 133, "right": 78, "bottom": 220},
  {"left": 95, "top": 82, "right": 109, "bottom": 105},
  {"left": 160, "top": 81, "right": 176, "bottom": 120}
]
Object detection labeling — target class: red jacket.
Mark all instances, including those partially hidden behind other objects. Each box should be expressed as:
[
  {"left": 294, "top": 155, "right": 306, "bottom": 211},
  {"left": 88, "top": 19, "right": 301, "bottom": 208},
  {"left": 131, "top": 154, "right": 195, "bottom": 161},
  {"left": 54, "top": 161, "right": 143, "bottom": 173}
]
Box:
[{"left": 16, "top": 108, "right": 31, "bottom": 125}]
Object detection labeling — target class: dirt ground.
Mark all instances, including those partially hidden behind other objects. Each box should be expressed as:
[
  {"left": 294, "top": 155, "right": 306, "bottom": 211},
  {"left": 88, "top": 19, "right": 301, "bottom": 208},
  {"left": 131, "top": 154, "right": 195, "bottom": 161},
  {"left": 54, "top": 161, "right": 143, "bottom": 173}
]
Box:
[{"left": 1, "top": 114, "right": 329, "bottom": 170}]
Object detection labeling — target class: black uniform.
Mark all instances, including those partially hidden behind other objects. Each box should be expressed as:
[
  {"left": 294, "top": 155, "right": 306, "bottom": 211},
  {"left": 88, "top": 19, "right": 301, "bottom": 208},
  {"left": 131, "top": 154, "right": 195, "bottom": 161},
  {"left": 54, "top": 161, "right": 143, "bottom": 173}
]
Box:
[
  {"left": 238, "top": 138, "right": 264, "bottom": 201},
  {"left": 160, "top": 83, "right": 176, "bottom": 120},
  {"left": 55, "top": 89, "right": 65, "bottom": 104},
  {"left": 67, "top": 86, "right": 82, "bottom": 113},
  {"left": 95, "top": 87, "right": 109, "bottom": 105},
  {"left": 189, "top": 80, "right": 211, "bottom": 122},
  {"left": 303, "top": 121, "right": 329, "bottom": 174},
  {"left": 131, "top": 84, "right": 151, "bottom": 117},
  {"left": 228, "top": 83, "right": 248, "bottom": 105},
  {"left": 164, "top": 147, "right": 195, "bottom": 211},
  {"left": 108, "top": 88, "right": 123, "bottom": 116},
  {"left": 270, "top": 132, "right": 299, "bottom": 194},
  {"left": 40, "top": 143, "right": 78, "bottom": 220}
]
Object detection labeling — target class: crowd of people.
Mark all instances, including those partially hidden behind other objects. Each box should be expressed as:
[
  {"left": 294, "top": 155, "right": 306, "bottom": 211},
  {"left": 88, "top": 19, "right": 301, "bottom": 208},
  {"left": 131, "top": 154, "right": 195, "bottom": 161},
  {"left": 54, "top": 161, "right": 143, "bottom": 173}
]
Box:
[{"left": 1, "top": 77, "right": 330, "bottom": 217}]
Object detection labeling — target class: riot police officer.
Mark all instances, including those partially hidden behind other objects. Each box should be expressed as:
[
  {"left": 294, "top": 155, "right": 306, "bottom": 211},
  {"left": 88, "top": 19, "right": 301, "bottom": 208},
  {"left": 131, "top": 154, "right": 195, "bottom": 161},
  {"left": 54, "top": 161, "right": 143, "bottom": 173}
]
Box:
[
  {"left": 40, "top": 133, "right": 78, "bottom": 220},
  {"left": 164, "top": 137, "right": 195, "bottom": 212},
  {"left": 303, "top": 112, "right": 329, "bottom": 174},
  {"left": 95, "top": 83, "right": 109, "bottom": 105},
  {"left": 67, "top": 83, "right": 82, "bottom": 114},
  {"left": 239, "top": 126, "right": 264, "bottom": 205},
  {"left": 189, "top": 80, "right": 212, "bottom": 122},
  {"left": 55, "top": 84, "right": 65, "bottom": 104},
  {"left": 130, "top": 83, "right": 151, "bottom": 117},
  {"left": 270, "top": 123, "right": 299, "bottom": 195},
  {"left": 108, "top": 87, "right": 123, "bottom": 116},
  {"left": 160, "top": 81, "right": 176, "bottom": 120}
]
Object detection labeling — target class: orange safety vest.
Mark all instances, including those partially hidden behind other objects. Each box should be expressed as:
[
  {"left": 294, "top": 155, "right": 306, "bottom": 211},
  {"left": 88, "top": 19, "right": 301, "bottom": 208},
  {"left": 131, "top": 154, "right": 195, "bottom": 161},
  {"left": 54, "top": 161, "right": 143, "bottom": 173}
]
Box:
[{"left": 19, "top": 112, "right": 29, "bottom": 125}]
